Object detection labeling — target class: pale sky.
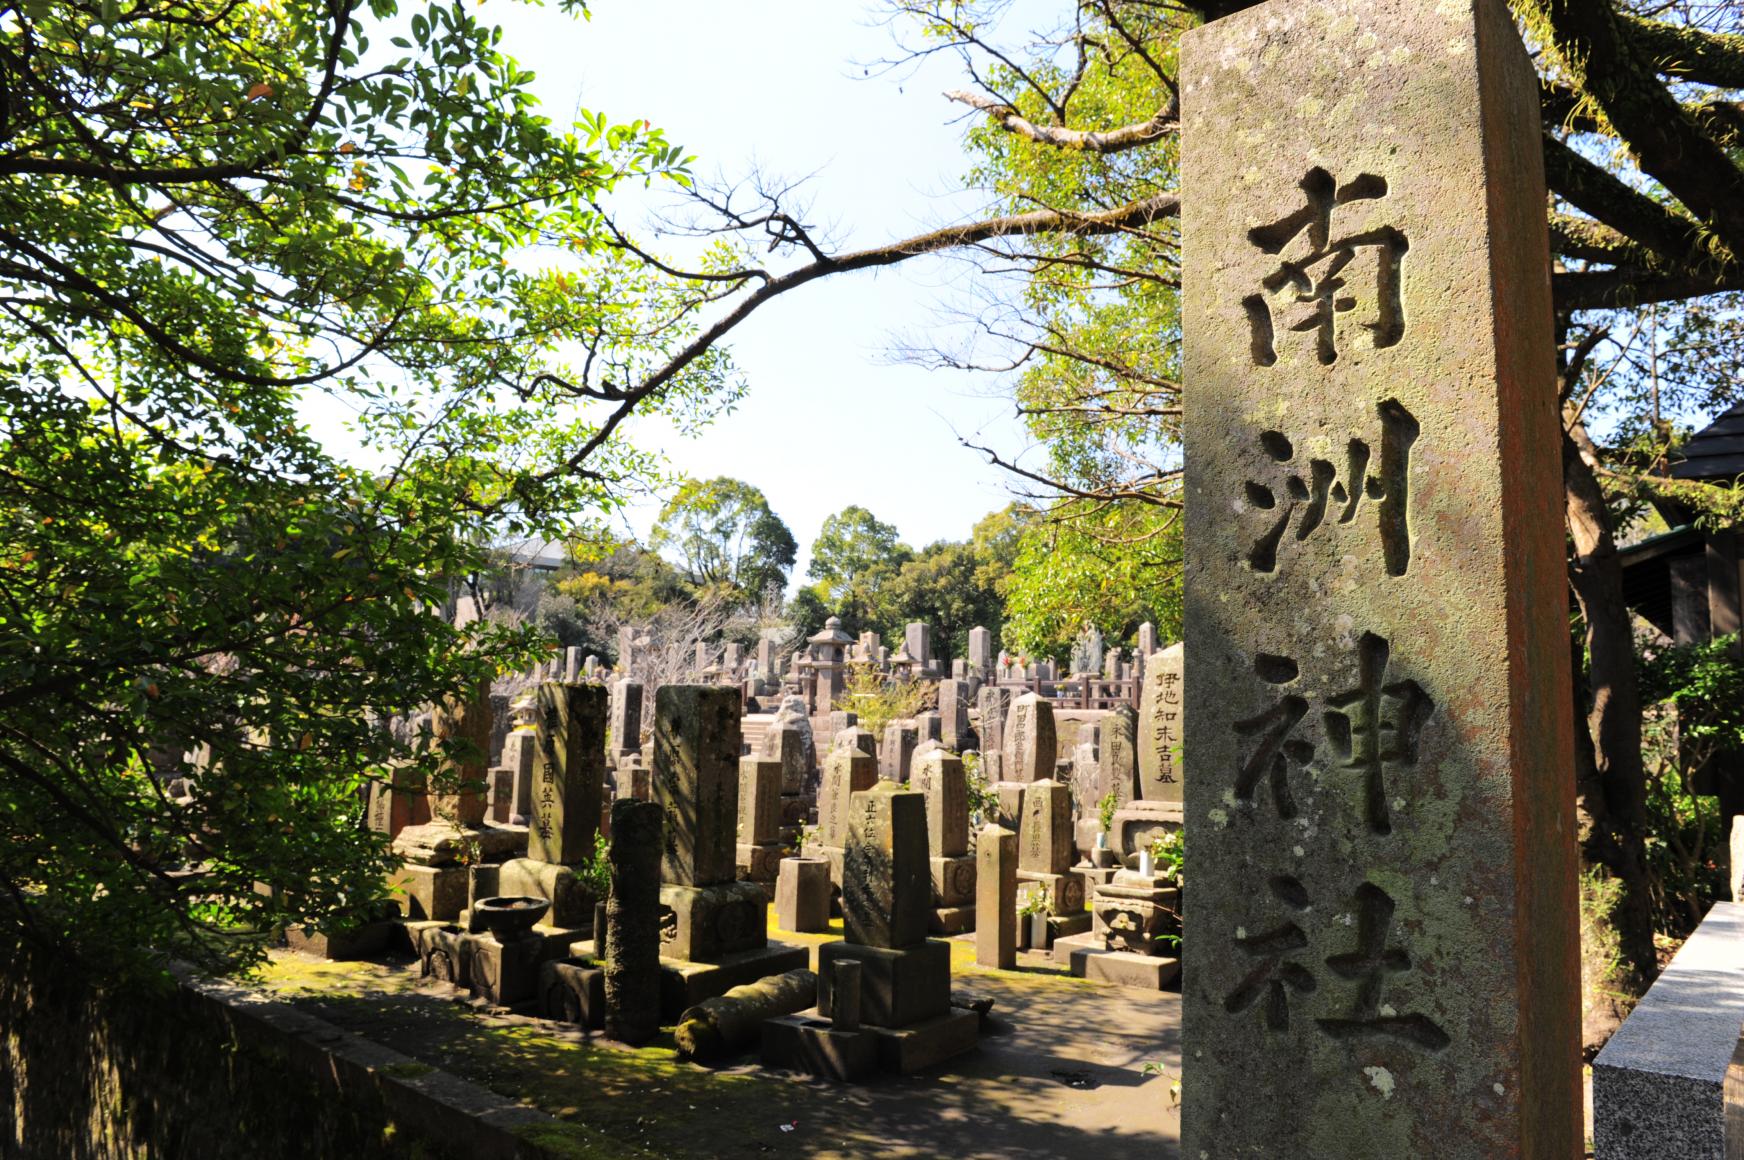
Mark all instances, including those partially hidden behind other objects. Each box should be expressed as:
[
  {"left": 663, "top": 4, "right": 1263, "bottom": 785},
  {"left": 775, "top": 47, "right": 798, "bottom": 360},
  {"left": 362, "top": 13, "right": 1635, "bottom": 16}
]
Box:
[{"left": 481, "top": 1, "right": 1038, "bottom": 578}]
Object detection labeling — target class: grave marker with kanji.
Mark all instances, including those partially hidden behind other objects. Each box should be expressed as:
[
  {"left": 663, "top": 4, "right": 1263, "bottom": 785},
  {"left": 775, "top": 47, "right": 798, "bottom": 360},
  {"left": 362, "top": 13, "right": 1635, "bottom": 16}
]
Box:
[{"left": 1180, "top": 0, "right": 1580, "bottom": 1154}]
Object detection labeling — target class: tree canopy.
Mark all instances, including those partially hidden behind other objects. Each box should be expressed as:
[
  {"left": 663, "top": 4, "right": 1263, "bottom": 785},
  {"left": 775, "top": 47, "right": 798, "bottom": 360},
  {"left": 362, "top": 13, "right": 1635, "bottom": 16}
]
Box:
[
  {"left": 0, "top": 0, "right": 730, "bottom": 978},
  {"left": 650, "top": 477, "right": 796, "bottom": 599}
]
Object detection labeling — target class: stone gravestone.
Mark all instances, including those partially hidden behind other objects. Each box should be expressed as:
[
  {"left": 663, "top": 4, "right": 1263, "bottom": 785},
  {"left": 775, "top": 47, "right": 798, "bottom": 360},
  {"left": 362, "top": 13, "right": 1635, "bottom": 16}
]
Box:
[
  {"left": 1016, "top": 778, "right": 1083, "bottom": 916},
  {"left": 976, "top": 685, "right": 1013, "bottom": 782},
  {"left": 880, "top": 719, "right": 919, "bottom": 783},
  {"left": 1003, "top": 692, "right": 1057, "bottom": 783},
  {"left": 495, "top": 681, "right": 606, "bottom": 929},
  {"left": 976, "top": 824, "right": 1017, "bottom": 970},
  {"left": 938, "top": 679, "right": 972, "bottom": 753},
  {"left": 1178, "top": 0, "right": 1580, "bottom": 1153},
  {"left": 968, "top": 626, "right": 994, "bottom": 679},
  {"left": 817, "top": 783, "right": 978, "bottom": 1071},
  {"left": 735, "top": 756, "right": 783, "bottom": 884},
  {"left": 1137, "top": 642, "right": 1184, "bottom": 803},
  {"left": 808, "top": 741, "right": 879, "bottom": 893},
  {"left": 911, "top": 748, "right": 976, "bottom": 934},
  {"left": 609, "top": 679, "right": 642, "bottom": 767}
]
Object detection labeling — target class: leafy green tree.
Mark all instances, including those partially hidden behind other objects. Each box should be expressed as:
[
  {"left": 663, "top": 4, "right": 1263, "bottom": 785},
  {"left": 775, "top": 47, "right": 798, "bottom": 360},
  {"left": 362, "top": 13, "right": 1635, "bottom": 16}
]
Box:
[
  {"left": 879, "top": 507, "right": 1024, "bottom": 658},
  {"left": 1001, "top": 503, "right": 1181, "bottom": 657},
  {"left": 0, "top": 0, "right": 723, "bottom": 979},
  {"left": 650, "top": 477, "right": 796, "bottom": 599},
  {"left": 806, "top": 505, "right": 912, "bottom": 634}
]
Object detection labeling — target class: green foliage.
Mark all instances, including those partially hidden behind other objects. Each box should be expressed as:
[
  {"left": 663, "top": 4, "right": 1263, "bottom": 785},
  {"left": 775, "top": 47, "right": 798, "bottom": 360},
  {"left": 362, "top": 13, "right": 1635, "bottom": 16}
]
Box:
[
  {"left": 1017, "top": 883, "right": 1053, "bottom": 917},
  {"left": 806, "top": 505, "right": 911, "bottom": 633},
  {"left": 1098, "top": 792, "right": 1119, "bottom": 836},
  {"left": 1636, "top": 636, "right": 1736, "bottom": 936},
  {"left": 576, "top": 832, "right": 612, "bottom": 904},
  {"left": 835, "top": 662, "right": 930, "bottom": 742},
  {"left": 1002, "top": 502, "right": 1182, "bottom": 656},
  {"left": 962, "top": 751, "right": 1001, "bottom": 832},
  {"left": 0, "top": 0, "right": 730, "bottom": 981},
  {"left": 1149, "top": 827, "right": 1185, "bottom": 884},
  {"left": 649, "top": 477, "right": 796, "bottom": 599}
]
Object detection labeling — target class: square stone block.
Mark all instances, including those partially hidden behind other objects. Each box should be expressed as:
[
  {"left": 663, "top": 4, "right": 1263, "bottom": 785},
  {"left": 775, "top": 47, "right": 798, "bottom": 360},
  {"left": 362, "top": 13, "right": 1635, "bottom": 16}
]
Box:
[
  {"left": 817, "top": 940, "right": 951, "bottom": 1029},
  {"left": 775, "top": 857, "right": 831, "bottom": 933},
  {"left": 1054, "top": 931, "right": 1180, "bottom": 991},
  {"left": 1017, "top": 869, "right": 1085, "bottom": 915},
  {"left": 929, "top": 854, "right": 977, "bottom": 908},
  {"left": 283, "top": 920, "right": 394, "bottom": 962},
  {"left": 658, "top": 880, "right": 769, "bottom": 963},
  {"left": 393, "top": 864, "right": 468, "bottom": 922},
  {"left": 540, "top": 957, "right": 605, "bottom": 1029},
  {"left": 761, "top": 1013, "right": 879, "bottom": 1082},
  {"left": 863, "top": 1009, "right": 979, "bottom": 1074},
  {"left": 929, "top": 905, "right": 976, "bottom": 937},
  {"left": 464, "top": 931, "right": 551, "bottom": 1008},
  {"left": 779, "top": 792, "right": 816, "bottom": 826},
  {"left": 497, "top": 857, "right": 596, "bottom": 929},
  {"left": 414, "top": 923, "right": 471, "bottom": 987},
  {"left": 736, "top": 841, "right": 782, "bottom": 885}
]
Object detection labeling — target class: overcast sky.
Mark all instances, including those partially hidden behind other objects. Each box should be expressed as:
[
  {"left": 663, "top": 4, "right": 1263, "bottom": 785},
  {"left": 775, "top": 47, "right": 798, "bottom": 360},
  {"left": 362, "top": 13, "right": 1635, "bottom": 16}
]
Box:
[{"left": 459, "top": 2, "right": 1041, "bottom": 578}]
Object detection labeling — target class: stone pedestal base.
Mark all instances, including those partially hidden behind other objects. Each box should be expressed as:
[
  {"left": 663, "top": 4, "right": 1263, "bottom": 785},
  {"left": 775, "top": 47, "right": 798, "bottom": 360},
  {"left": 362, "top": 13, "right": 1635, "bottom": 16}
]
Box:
[
  {"left": 929, "top": 905, "right": 976, "bottom": 936},
  {"left": 657, "top": 942, "right": 811, "bottom": 1021},
  {"left": 1048, "top": 911, "right": 1092, "bottom": 940},
  {"left": 392, "top": 821, "right": 527, "bottom": 865},
  {"left": 736, "top": 842, "right": 782, "bottom": 884},
  {"left": 929, "top": 854, "right": 976, "bottom": 908},
  {"left": 1077, "top": 865, "right": 1120, "bottom": 890},
  {"left": 284, "top": 920, "right": 394, "bottom": 961},
  {"left": 775, "top": 857, "right": 831, "bottom": 932},
  {"left": 779, "top": 792, "right": 816, "bottom": 827},
  {"left": 540, "top": 957, "right": 605, "bottom": 1028},
  {"left": 1017, "top": 869, "right": 1086, "bottom": 915},
  {"left": 412, "top": 922, "right": 471, "bottom": 986},
  {"left": 1052, "top": 932, "right": 1181, "bottom": 990},
  {"left": 1091, "top": 871, "right": 1181, "bottom": 955},
  {"left": 393, "top": 864, "right": 468, "bottom": 921},
  {"left": 466, "top": 932, "right": 551, "bottom": 1007},
  {"left": 761, "top": 1013, "right": 879, "bottom": 1081},
  {"left": 817, "top": 940, "right": 951, "bottom": 1028},
  {"left": 497, "top": 858, "right": 596, "bottom": 929},
  {"left": 1109, "top": 800, "right": 1182, "bottom": 867},
  {"left": 863, "top": 1009, "right": 979, "bottom": 1074},
  {"left": 657, "top": 880, "right": 769, "bottom": 963}
]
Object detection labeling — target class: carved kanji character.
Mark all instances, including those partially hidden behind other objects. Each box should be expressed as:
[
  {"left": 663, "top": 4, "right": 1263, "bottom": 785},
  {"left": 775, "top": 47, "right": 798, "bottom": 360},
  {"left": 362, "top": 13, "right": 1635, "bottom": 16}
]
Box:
[
  {"left": 1323, "top": 632, "right": 1433, "bottom": 835},
  {"left": 1224, "top": 875, "right": 1317, "bottom": 1031},
  {"left": 1316, "top": 883, "right": 1450, "bottom": 1050},
  {"left": 1232, "top": 653, "right": 1314, "bottom": 820}
]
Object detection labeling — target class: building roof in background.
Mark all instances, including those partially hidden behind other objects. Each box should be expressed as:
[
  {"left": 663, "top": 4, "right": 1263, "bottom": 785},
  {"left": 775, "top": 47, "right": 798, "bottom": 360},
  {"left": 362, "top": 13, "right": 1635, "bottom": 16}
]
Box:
[
  {"left": 1672, "top": 403, "right": 1744, "bottom": 481},
  {"left": 495, "top": 538, "right": 566, "bottom": 571}
]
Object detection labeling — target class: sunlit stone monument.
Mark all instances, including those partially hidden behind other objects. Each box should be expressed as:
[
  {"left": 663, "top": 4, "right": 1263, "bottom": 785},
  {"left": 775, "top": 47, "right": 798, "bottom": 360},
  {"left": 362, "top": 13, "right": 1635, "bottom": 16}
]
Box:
[{"left": 1179, "top": 0, "right": 1580, "bottom": 1154}]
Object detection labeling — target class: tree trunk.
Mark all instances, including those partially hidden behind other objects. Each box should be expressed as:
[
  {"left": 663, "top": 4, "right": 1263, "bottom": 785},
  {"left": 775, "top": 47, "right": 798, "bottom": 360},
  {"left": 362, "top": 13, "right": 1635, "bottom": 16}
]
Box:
[{"left": 1563, "top": 420, "right": 1657, "bottom": 1049}]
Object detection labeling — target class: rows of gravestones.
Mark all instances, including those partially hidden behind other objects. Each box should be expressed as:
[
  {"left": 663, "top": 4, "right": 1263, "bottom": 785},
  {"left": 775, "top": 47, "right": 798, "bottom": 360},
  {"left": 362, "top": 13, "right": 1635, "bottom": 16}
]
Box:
[
  {"left": 305, "top": 608, "right": 1192, "bottom": 1084},
  {"left": 270, "top": 0, "right": 1650, "bottom": 1145}
]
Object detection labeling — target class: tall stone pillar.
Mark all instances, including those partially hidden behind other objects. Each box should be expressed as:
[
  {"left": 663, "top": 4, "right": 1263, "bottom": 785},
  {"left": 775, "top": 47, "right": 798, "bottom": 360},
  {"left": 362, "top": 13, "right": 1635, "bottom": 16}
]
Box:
[{"left": 1179, "top": 0, "right": 1578, "bottom": 1154}]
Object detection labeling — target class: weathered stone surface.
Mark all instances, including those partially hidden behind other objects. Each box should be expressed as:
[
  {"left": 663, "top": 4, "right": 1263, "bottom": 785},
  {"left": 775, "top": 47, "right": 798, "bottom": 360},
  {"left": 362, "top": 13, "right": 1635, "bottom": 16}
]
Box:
[
  {"left": 976, "top": 686, "right": 1012, "bottom": 755},
  {"left": 815, "top": 744, "right": 878, "bottom": 851},
  {"left": 604, "top": 798, "right": 662, "bottom": 1046},
  {"left": 910, "top": 748, "right": 969, "bottom": 859},
  {"left": 775, "top": 856, "right": 831, "bottom": 932},
  {"left": 929, "top": 855, "right": 976, "bottom": 909},
  {"left": 674, "top": 968, "right": 817, "bottom": 1063},
  {"left": 737, "top": 757, "right": 782, "bottom": 846},
  {"left": 657, "top": 880, "right": 768, "bottom": 963},
  {"left": 758, "top": 714, "right": 811, "bottom": 794},
  {"left": 879, "top": 720, "right": 918, "bottom": 783},
  {"left": 652, "top": 684, "right": 741, "bottom": 888},
  {"left": 938, "top": 679, "right": 972, "bottom": 752},
  {"left": 428, "top": 683, "right": 492, "bottom": 827},
  {"left": 833, "top": 725, "right": 877, "bottom": 759},
  {"left": 1002, "top": 693, "right": 1056, "bottom": 783},
  {"left": 528, "top": 682, "right": 607, "bottom": 865},
  {"left": 609, "top": 679, "right": 642, "bottom": 762},
  {"left": 1018, "top": 778, "right": 1072, "bottom": 876},
  {"left": 367, "top": 765, "right": 427, "bottom": 837},
  {"left": 967, "top": 626, "right": 994, "bottom": 678},
  {"left": 498, "top": 857, "right": 594, "bottom": 930},
  {"left": 1179, "top": 0, "right": 1579, "bottom": 1153},
  {"left": 975, "top": 824, "right": 1017, "bottom": 970},
  {"left": 1136, "top": 643, "right": 1183, "bottom": 803},
  {"left": 841, "top": 782, "right": 930, "bottom": 951},
  {"left": 818, "top": 939, "right": 950, "bottom": 1029},
  {"left": 1098, "top": 704, "right": 1140, "bottom": 812}
]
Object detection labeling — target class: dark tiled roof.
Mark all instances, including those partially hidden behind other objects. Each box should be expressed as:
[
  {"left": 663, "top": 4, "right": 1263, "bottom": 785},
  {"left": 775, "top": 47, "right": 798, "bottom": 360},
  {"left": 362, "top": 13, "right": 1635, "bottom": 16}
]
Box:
[{"left": 1671, "top": 403, "right": 1744, "bottom": 481}]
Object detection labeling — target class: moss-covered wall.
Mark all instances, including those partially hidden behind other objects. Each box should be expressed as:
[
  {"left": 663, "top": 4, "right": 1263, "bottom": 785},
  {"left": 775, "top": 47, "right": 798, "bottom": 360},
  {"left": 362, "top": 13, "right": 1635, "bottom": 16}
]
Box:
[{"left": 0, "top": 942, "right": 548, "bottom": 1160}]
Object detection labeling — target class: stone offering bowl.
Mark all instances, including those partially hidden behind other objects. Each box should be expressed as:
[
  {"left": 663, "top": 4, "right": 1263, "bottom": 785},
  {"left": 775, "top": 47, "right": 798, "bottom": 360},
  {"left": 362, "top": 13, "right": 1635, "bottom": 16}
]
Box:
[{"left": 471, "top": 895, "right": 550, "bottom": 941}]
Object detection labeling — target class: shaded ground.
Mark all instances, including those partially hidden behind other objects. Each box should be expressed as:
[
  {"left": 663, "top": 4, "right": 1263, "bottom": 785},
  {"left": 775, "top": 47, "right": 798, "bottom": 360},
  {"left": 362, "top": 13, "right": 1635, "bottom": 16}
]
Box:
[{"left": 256, "top": 916, "right": 1182, "bottom": 1159}]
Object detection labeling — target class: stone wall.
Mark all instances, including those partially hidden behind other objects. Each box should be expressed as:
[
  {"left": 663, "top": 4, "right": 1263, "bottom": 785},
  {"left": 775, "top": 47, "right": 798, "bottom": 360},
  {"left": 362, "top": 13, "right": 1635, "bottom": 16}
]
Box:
[{"left": 0, "top": 940, "right": 561, "bottom": 1159}]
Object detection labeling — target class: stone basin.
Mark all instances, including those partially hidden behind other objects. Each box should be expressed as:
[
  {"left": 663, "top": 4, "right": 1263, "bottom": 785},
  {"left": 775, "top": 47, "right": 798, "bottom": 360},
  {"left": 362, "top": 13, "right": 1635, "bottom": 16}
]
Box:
[{"left": 471, "top": 895, "right": 550, "bottom": 940}]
